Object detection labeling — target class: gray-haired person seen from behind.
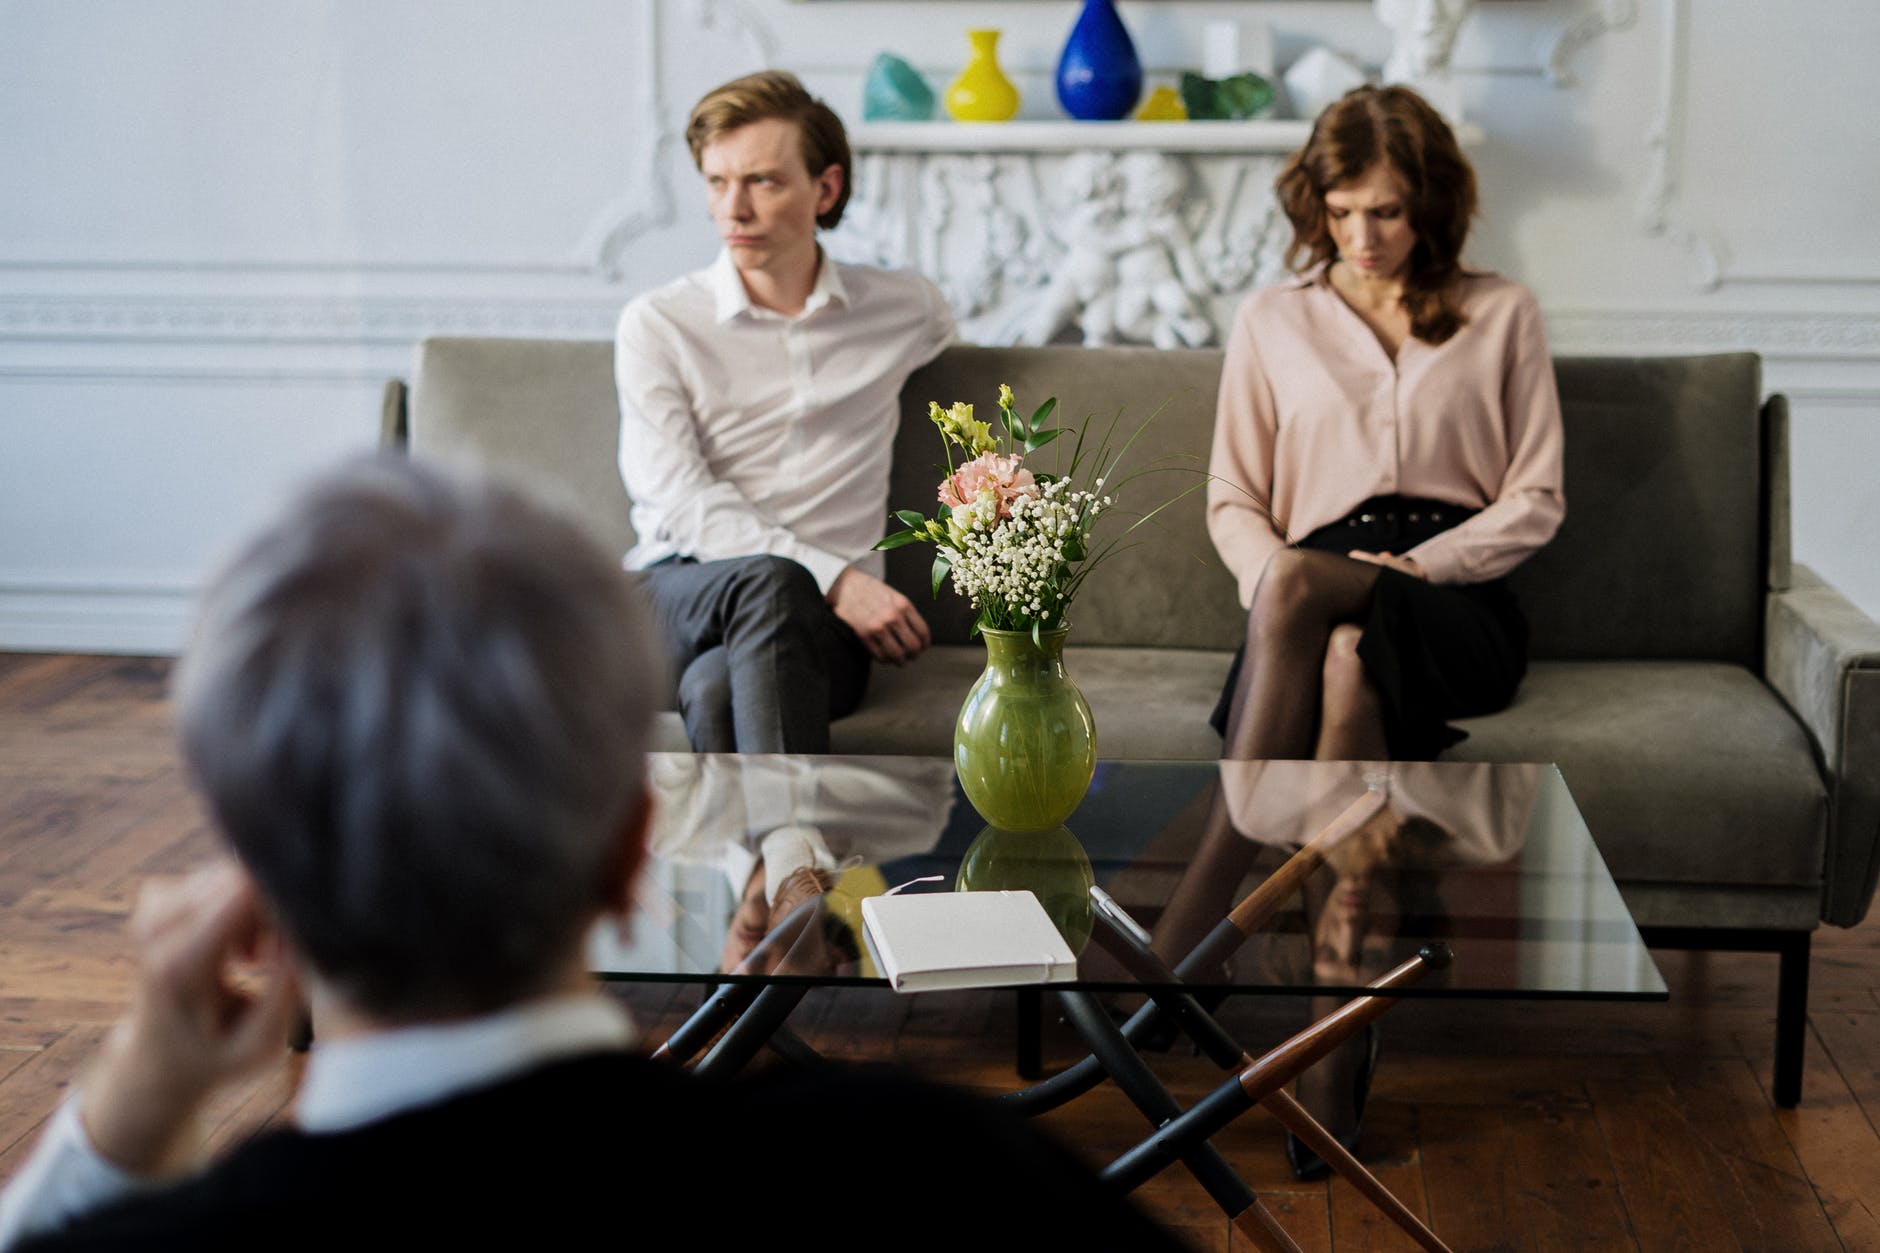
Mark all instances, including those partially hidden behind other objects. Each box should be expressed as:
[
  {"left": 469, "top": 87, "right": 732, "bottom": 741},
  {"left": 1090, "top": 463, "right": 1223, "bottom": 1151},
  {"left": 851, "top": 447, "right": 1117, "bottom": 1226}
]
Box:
[{"left": 0, "top": 455, "right": 1184, "bottom": 1251}]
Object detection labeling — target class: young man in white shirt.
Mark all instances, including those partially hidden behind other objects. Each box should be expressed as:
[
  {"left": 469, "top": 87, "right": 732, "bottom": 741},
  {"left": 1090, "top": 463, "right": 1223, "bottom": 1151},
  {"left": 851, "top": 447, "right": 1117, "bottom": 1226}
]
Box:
[
  {"left": 615, "top": 71, "right": 956, "bottom": 753},
  {"left": 0, "top": 457, "right": 1186, "bottom": 1250}
]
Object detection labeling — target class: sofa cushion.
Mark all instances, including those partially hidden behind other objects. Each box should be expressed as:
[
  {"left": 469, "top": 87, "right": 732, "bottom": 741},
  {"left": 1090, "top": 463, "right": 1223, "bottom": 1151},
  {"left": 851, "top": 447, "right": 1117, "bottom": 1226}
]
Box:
[
  {"left": 830, "top": 644, "right": 1234, "bottom": 760},
  {"left": 1448, "top": 660, "right": 1827, "bottom": 889}
]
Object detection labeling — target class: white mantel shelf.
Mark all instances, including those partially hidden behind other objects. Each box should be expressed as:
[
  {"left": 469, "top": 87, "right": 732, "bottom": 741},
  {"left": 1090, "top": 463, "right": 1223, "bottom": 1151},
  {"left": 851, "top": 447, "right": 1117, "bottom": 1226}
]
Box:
[{"left": 851, "top": 118, "right": 1482, "bottom": 154}]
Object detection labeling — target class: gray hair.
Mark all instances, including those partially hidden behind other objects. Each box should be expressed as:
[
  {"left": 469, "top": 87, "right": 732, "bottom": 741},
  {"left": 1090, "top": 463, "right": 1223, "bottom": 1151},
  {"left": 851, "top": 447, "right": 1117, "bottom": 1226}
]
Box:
[{"left": 173, "top": 456, "right": 659, "bottom": 1020}]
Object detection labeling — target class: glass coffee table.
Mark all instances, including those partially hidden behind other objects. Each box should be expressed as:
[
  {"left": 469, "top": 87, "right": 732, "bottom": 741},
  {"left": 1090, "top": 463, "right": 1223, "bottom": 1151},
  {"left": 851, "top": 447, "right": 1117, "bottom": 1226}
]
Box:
[
  {"left": 591, "top": 753, "right": 1665, "bottom": 1007},
  {"left": 591, "top": 754, "right": 1665, "bottom": 1253}
]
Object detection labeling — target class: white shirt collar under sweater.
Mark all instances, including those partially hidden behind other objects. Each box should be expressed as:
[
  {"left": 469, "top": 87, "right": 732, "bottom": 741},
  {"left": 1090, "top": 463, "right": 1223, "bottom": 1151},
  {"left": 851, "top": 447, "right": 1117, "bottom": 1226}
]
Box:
[{"left": 295, "top": 994, "right": 634, "bottom": 1134}]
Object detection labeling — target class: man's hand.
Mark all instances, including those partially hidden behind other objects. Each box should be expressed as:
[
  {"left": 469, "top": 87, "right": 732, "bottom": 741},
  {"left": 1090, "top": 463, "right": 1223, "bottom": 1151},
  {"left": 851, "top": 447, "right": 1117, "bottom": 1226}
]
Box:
[
  {"left": 81, "top": 863, "right": 301, "bottom": 1177},
  {"left": 827, "top": 567, "right": 931, "bottom": 665},
  {"left": 1349, "top": 551, "right": 1425, "bottom": 579}
]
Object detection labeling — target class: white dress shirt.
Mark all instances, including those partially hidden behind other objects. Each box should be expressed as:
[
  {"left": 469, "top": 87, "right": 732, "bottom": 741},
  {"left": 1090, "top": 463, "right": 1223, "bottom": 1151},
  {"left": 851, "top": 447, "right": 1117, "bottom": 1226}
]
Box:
[
  {"left": 615, "top": 248, "right": 956, "bottom": 592},
  {"left": 0, "top": 995, "right": 633, "bottom": 1249}
]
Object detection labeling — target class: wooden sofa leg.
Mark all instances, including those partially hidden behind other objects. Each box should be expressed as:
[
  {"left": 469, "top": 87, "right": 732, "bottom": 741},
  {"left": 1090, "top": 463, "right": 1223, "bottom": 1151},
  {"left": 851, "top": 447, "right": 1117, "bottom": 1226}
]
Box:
[{"left": 1774, "top": 931, "right": 1810, "bottom": 1109}]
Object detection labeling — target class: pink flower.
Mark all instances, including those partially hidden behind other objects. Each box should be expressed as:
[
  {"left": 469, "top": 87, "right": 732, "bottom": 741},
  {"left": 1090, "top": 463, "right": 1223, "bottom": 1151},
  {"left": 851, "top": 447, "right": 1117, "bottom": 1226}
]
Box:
[{"left": 939, "top": 453, "right": 1037, "bottom": 519}]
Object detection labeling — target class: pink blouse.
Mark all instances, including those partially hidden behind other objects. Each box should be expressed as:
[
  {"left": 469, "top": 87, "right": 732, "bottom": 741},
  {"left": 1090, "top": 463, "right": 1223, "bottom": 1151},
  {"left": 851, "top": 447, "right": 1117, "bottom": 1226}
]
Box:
[{"left": 1207, "top": 267, "right": 1566, "bottom": 605}]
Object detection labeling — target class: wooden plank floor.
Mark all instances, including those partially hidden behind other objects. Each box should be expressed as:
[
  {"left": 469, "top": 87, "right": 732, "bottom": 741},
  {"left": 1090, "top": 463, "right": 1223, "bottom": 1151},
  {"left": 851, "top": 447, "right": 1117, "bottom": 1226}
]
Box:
[{"left": 3, "top": 653, "right": 1877, "bottom": 1251}]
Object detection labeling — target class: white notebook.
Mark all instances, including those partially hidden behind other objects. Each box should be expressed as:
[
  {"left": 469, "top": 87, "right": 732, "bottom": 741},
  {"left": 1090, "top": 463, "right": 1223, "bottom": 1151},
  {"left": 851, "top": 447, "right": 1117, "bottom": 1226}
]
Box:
[{"left": 861, "top": 890, "right": 1079, "bottom": 993}]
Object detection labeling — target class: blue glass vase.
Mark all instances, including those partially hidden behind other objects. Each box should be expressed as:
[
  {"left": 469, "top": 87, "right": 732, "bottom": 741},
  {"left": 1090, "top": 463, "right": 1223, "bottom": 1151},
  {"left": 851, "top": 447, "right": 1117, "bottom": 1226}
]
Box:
[{"left": 1055, "top": 0, "right": 1143, "bottom": 121}]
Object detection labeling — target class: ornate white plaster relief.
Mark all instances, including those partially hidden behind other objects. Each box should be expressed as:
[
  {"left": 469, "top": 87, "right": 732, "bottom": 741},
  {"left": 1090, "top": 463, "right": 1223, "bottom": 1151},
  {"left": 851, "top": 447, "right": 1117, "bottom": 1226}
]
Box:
[
  {"left": 836, "top": 126, "right": 1325, "bottom": 347},
  {"left": 1537, "top": 0, "right": 1638, "bottom": 87}
]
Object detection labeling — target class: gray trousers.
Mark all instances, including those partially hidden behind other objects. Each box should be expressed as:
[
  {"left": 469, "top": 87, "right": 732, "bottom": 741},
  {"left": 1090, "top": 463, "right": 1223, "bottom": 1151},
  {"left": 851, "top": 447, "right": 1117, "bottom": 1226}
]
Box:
[{"left": 639, "top": 555, "right": 870, "bottom": 753}]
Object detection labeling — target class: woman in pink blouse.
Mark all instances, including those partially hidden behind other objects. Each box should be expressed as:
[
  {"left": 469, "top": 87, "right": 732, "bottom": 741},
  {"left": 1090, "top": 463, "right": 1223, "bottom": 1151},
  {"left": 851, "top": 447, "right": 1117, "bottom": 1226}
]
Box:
[
  {"left": 1207, "top": 85, "right": 1564, "bottom": 766},
  {"left": 1196, "top": 86, "right": 1564, "bottom": 1180}
]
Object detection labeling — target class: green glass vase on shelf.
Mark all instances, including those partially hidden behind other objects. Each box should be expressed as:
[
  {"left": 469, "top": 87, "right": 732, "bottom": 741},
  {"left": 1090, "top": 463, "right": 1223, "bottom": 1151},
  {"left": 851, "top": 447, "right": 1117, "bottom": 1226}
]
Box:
[
  {"left": 955, "top": 821, "right": 1096, "bottom": 953},
  {"left": 954, "top": 627, "right": 1096, "bottom": 833},
  {"left": 946, "top": 29, "right": 1020, "bottom": 122}
]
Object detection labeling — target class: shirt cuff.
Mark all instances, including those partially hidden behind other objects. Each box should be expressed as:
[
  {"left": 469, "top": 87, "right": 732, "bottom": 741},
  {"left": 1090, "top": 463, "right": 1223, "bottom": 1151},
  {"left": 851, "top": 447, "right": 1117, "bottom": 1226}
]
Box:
[
  {"left": 1402, "top": 539, "right": 1465, "bottom": 586},
  {"left": 795, "top": 547, "right": 851, "bottom": 596},
  {"left": 0, "top": 1095, "right": 149, "bottom": 1249}
]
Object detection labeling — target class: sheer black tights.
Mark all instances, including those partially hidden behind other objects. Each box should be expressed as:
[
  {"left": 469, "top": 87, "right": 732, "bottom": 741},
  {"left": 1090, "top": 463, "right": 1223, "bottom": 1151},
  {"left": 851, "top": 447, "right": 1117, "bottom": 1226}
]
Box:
[{"left": 1221, "top": 548, "right": 1389, "bottom": 762}]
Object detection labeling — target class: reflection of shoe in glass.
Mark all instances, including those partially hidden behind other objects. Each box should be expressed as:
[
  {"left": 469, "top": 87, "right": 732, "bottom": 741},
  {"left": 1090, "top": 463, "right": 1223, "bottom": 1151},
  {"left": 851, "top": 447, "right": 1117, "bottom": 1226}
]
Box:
[{"left": 1285, "top": 1025, "right": 1378, "bottom": 1181}]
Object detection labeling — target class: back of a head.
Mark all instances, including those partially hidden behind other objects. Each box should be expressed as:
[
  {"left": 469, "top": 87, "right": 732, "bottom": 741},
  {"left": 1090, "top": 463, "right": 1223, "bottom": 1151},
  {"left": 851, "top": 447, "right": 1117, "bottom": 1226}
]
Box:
[{"left": 172, "top": 456, "right": 660, "bottom": 1022}]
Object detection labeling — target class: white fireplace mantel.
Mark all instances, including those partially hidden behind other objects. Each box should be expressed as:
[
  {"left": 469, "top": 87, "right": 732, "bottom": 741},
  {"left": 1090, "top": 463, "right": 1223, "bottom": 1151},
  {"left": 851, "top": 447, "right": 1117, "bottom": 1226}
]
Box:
[
  {"left": 852, "top": 118, "right": 1482, "bottom": 154},
  {"left": 834, "top": 120, "right": 1482, "bottom": 347}
]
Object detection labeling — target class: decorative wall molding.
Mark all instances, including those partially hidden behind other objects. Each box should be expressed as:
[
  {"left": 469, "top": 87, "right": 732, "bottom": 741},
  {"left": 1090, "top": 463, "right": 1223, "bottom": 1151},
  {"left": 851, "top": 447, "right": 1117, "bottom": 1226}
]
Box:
[
  {"left": 577, "top": 4, "right": 680, "bottom": 280},
  {"left": 1538, "top": 0, "right": 1639, "bottom": 87},
  {"left": 7, "top": 299, "right": 1874, "bottom": 366},
  {"left": 1545, "top": 309, "right": 1880, "bottom": 359},
  {"left": 1636, "top": 0, "right": 1725, "bottom": 291},
  {"left": 0, "top": 296, "right": 621, "bottom": 344},
  {"left": 686, "top": 0, "right": 776, "bottom": 70},
  {"left": 0, "top": 585, "right": 195, "bottom": 656}
]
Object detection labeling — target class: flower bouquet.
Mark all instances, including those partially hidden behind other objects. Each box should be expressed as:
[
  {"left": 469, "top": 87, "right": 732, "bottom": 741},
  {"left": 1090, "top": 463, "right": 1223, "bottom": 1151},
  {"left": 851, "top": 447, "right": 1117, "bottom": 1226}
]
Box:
[{"left": 876, "top": 384, "right": 1194, "bottom": 830}]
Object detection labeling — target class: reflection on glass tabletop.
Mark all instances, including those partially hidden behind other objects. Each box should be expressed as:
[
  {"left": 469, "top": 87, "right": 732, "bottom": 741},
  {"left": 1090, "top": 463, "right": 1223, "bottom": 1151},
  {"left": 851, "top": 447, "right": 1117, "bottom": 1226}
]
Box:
[{"left": 588, "top": 754, "right": 1666, "bottom": 1002}]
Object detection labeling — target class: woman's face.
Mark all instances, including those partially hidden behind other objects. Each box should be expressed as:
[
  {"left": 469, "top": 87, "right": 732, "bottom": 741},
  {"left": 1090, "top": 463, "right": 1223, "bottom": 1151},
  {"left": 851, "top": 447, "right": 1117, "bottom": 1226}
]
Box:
[{"left": 1324, "top": 162, "right": 1417, "bottom": 283}]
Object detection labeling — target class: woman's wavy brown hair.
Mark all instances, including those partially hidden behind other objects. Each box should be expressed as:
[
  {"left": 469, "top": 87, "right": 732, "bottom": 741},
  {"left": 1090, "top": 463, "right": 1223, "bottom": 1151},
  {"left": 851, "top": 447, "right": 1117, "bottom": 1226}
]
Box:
[{"left": 1276, "top": 85, "right": 1477, "bottom": 344}]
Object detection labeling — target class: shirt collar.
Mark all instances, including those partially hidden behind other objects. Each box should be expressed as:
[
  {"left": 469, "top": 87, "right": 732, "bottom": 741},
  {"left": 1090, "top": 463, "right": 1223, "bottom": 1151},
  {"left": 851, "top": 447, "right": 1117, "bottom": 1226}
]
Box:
[
  {"left": 708, "top": 246, "right": 846, "bottom": 323},
  {"left": 1285, "top": 259, "right": 1495, "bottom": 290},
  {"left": 296, "top": 994, "right": 634, "bottom": 1134}
]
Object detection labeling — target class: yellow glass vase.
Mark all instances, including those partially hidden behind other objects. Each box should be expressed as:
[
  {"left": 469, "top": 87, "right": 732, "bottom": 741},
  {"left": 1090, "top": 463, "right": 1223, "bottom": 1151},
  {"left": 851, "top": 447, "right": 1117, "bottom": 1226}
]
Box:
[{"left": 946, "top": 29, "right": 1020, "bottom": 122}]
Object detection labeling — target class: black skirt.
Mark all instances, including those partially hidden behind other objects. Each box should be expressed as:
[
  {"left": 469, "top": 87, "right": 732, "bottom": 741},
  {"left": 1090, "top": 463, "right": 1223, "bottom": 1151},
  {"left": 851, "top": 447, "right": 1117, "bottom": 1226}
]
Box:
[{"left": 1210, "top": 496, "right": 1529, "bottom": 760}]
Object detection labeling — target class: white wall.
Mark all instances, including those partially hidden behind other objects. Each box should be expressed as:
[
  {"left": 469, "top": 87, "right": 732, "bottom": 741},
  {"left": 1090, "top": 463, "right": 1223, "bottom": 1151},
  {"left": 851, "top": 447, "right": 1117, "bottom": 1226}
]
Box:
[{"left": 3, "top": 0, "right": 1876, "bottom": 651}]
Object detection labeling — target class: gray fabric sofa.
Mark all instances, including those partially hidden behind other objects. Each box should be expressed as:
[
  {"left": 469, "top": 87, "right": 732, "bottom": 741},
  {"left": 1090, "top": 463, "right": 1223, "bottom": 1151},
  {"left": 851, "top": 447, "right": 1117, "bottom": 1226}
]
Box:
[{"left": 392, "top": 338, "right": 1880, "bottom": 1107}]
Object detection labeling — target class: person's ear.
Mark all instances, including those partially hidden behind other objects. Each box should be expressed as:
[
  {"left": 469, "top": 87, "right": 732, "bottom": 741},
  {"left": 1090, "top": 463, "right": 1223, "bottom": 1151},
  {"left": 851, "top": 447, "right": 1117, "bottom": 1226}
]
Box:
[
  {"left": 814, "top": 163, "right": 844, "bottom": 221},
  {"left": 603, "top": 784, "right": 654, "bottom": 921}
]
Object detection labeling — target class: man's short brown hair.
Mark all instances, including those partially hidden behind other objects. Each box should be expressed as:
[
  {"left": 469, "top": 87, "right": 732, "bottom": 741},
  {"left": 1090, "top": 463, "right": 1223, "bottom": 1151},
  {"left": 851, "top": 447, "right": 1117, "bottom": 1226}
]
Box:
[{"left": 686, "top": 70, "right": 852, "bottom": 230}]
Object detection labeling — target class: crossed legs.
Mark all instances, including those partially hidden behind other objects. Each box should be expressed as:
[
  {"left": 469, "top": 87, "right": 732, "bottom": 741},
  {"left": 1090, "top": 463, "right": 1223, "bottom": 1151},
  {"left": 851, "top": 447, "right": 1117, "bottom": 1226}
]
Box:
[
  {"left": 1221, "top": 548, "right": 1389, "bottom": 764},
  {"left": 641, "top": 555, "right": 869, "bottom": 753}
]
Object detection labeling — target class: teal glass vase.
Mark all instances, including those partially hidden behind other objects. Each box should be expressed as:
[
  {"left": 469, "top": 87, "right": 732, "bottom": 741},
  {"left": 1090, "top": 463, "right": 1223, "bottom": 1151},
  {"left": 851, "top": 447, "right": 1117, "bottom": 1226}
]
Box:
[{"left": 953, "top": 627, "right": 1097, "bottom": 832}]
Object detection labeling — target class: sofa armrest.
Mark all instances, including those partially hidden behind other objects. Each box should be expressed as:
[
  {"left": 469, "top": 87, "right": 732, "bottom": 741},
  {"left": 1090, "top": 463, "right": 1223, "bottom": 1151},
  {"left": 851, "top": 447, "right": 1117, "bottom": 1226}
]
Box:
[
  {"left": 381, "top": 378, "right": 409, "bottom": 449},
  {"left": 1766, "top": 564, "right": 1880, "bottom": 925}
]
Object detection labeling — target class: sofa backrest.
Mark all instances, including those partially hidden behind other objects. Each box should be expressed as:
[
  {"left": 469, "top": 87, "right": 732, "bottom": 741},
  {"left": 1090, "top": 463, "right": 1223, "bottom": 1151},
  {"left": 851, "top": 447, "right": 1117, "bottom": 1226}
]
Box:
[
  {"left": 407, "top": 337, "right": 636, "bottom": 558},
  {"left": 404, "top": 338, "right": 1778, "bottom": 666},
  {"left": 1515, "top": 353, "right": 1770, "bottom": 666},
  {"left": 892, "top": 346, "right": 1244, "bottom": 650}
]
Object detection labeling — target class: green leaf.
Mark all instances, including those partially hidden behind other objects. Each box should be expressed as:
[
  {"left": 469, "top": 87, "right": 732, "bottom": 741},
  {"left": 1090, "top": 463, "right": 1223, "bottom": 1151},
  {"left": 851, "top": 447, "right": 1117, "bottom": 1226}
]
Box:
[
  {"left": 893, "top": 509, "right": 929, "bottom": 528},
  {"left": 1063, "top": 534, "right": 1087, "bottom": 562},
  {"left": 1024, "top": 427, "right": 1065, "bottom": 453},
  {"left": 931, "top": 553, "right": 952, "bottom": 597},
  {"left": 1029, "top": 397, "right": 1058, "bottom": 428},
  {"left": 875, "top": 530, "right": 928, "bottom": 551}
]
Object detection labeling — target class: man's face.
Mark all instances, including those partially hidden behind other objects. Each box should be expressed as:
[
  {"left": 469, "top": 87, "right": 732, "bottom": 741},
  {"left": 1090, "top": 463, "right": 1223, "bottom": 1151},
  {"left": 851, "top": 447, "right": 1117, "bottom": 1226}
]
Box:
[{"left": 700, "top": 117, "right": 842, "bottom": 282}]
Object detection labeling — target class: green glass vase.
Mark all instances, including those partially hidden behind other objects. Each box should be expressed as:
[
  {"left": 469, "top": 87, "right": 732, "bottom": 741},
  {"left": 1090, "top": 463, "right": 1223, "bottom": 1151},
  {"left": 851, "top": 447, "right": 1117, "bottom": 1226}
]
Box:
[
  {"left": 956, "top": 823, "right": 1095, "bottom": 953},
  {"left": 954, "top": 627, "right": 1097, "bottom": 832}
]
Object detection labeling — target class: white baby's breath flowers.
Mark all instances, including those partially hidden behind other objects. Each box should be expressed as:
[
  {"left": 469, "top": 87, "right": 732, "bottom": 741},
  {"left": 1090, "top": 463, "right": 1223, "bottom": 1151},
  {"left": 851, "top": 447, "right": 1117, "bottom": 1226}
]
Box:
[{"left": 944, "top": 478, "right": 1108, "bottom": 625}]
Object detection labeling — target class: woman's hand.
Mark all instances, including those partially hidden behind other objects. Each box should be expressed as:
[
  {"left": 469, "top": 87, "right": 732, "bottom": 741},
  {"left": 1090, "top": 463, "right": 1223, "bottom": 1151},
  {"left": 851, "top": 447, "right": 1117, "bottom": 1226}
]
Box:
[{"left": 1349, "top": 551, "right": 1425, "bottom": 579}]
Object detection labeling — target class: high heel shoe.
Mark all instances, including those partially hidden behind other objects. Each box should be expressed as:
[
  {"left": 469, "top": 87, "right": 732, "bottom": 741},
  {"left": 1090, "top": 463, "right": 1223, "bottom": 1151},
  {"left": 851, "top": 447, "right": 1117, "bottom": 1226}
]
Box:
[{"left": 1285, "top": 1025, "right": 1378, "bottom": 1181}]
